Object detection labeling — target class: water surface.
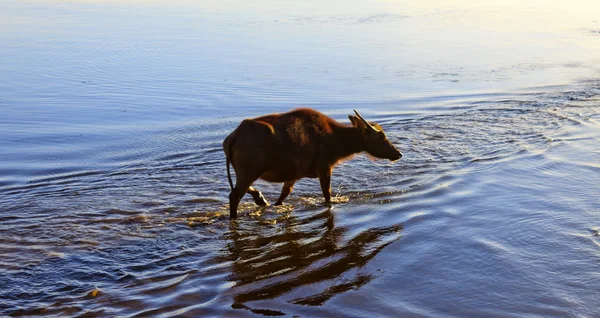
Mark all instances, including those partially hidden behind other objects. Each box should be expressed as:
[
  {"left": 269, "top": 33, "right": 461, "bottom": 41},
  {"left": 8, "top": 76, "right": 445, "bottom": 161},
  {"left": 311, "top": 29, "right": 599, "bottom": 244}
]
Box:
[{"left": 1, "top": 0, "right": 600, "bottom": 316}]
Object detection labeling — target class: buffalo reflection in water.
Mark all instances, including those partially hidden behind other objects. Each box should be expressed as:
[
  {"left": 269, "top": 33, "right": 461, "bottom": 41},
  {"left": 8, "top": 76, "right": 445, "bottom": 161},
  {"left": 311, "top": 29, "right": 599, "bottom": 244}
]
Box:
[{"left": 216, "top": 207, "right": 402, "bottom": 315}]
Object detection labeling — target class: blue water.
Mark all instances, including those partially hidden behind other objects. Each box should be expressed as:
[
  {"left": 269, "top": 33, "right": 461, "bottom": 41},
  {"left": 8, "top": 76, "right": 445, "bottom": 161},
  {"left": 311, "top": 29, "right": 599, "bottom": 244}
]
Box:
[{"left": 1, "top": 1, "right": 600, "bottom": 316}]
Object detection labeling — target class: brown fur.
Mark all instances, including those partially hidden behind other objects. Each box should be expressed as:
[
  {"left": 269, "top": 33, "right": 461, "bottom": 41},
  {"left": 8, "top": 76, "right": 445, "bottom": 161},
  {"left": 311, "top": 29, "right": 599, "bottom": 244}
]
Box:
[{"left": 223, "top": 108, "right": 402, "bottom": 218}]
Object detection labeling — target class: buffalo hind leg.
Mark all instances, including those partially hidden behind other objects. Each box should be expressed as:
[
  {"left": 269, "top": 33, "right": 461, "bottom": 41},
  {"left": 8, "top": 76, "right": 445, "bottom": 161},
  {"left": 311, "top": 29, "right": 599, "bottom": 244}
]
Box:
[
  {"left": 247, "top": 186, "right": 268, "bottom": 206},
  {"left": 318, "top": 168, "right": 332, "bottom": 204},
  {"left": 229, "top": 173, "right": 262, "bottom": 219},
  {"left": 275, "top": 181, "right": 296, "bottom": 205}
]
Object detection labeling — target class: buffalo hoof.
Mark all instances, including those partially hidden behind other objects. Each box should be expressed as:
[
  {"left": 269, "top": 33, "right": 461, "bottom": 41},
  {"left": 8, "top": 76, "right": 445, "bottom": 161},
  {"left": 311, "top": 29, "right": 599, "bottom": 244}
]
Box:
[{"left": 253, "top": 192, "right": 268, "bottom": 206}]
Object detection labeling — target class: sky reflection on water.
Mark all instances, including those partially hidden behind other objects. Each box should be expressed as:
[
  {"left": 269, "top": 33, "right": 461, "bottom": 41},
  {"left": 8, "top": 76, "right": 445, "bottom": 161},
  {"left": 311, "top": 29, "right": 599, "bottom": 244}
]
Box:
[{"left": 1, "top": 0, "right": 600, "bottom": 316}]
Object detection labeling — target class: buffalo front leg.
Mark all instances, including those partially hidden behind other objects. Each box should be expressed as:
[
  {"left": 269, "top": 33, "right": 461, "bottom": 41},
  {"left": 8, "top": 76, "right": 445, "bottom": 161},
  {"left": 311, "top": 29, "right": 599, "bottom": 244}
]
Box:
[
  {"left": 318, "top": 168, "right": 332, "bottom": 204},
  {"left": 275, "top": 181, "right": 296, "bottom": 205},
  {"left": 247, "top": 186, "right": 268, "bottom": 206}
]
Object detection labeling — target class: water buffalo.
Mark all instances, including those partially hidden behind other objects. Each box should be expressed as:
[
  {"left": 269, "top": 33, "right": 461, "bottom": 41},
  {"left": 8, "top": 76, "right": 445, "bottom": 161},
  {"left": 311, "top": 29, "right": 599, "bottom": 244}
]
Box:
[{"left": 223, "top": 108, "right": 402, "bottom": 218}]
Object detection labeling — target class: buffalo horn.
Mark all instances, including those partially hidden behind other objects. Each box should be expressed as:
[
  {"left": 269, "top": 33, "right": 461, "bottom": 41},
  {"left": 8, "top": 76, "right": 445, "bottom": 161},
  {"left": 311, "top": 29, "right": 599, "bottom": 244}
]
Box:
[{"left": 353, "top": 109, "right": 380, "bottom": 132}]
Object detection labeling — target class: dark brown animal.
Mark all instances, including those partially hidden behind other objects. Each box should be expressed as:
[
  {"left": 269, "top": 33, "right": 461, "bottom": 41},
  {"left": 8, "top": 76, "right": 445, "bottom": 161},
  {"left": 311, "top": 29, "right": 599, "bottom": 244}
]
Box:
[{"left": 223, "top": 108, "right": 402, "bottom": 218}]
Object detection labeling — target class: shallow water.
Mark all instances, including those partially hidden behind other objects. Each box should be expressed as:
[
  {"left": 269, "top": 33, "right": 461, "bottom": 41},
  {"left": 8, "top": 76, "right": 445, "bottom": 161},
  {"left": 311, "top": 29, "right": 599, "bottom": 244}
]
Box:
[{"left": 1, "top": 0, "right": 600, "bottom": 316}]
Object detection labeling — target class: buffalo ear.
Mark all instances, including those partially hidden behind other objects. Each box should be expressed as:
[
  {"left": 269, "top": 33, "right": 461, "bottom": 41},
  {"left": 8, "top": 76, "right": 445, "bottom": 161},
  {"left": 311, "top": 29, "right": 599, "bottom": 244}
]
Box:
[
  {"left": 349, "top": 115, "right": 368, "bottom": 134},
  {"left": 348, "top": 115, "right": 357, "bottom": 126}
]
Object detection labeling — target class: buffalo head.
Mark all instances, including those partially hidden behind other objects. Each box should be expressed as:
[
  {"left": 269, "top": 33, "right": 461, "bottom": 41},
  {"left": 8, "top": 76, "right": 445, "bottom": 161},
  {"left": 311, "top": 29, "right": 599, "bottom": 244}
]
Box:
[{"left": 349, "top": 110, "right": 402, "bottom": 161}]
